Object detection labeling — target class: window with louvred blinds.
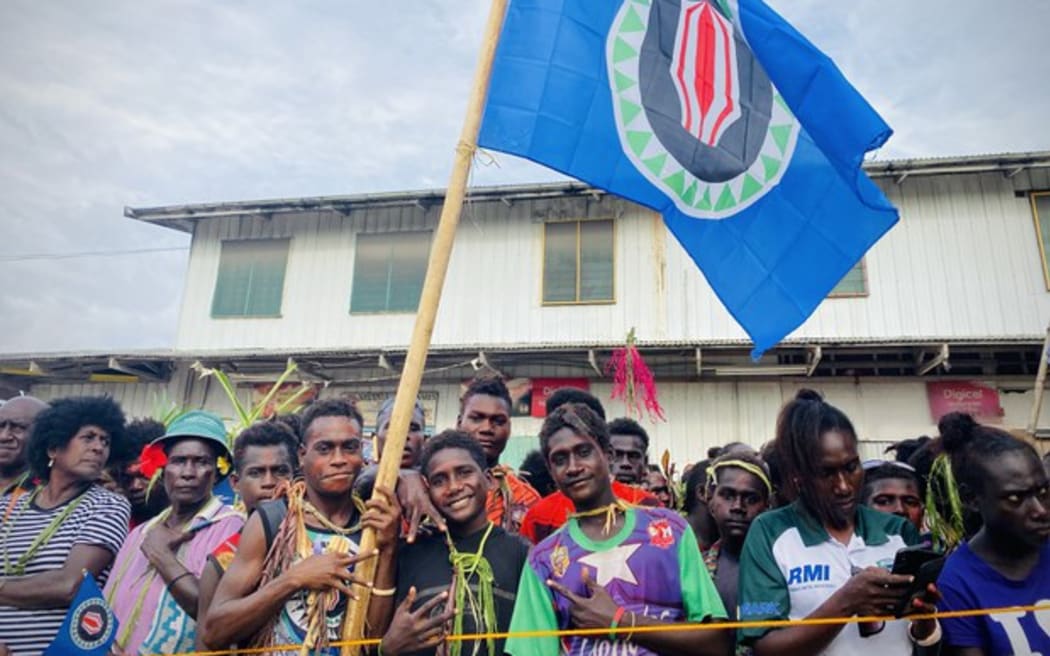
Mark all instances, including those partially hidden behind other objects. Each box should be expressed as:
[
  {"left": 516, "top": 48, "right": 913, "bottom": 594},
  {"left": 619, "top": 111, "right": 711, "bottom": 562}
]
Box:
[
  {"left": 211, "top": 239, "right": 289, "bottom": 317},
  {"left": 542, "top": 219, "right": 615, "bottom": 305}
]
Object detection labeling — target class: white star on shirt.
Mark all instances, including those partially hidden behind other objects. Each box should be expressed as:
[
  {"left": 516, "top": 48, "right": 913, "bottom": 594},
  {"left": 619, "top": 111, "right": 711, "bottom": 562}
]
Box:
[{"left": 578, "top": 544, "right": 640, "bottom": 587}]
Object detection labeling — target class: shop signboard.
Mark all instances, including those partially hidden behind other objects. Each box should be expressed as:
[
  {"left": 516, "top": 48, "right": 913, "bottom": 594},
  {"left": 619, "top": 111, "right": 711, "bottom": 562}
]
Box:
[{"left": 926, "top": 381, "right": 1004, "bottom": 424}]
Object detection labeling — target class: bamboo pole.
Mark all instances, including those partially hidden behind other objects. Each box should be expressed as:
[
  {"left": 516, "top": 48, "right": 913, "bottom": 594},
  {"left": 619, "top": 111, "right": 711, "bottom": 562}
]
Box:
[
  {"left": 1026, "top": 323, "right": 1050, "bottom": 444},
  {"left": 339, "top": 1, "right": 509, "bottom": 653}
]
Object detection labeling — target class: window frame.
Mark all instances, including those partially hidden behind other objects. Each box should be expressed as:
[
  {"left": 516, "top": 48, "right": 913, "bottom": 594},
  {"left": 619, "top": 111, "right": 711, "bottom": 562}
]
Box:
[
  {"left": 348, "top": 229, "right": 433, "bottom": 315},
  {"left": 827, "top": 257, "right": 870, "bottom": 299},
  {"left": 1032, "top": 191, "right": 1050, "bottom": 291},
  {"left": 541, "top": 218, "right": 617, "bottom": 306},
  {"left": 210, "top": 238, "right": 290, "bottom": 319}
]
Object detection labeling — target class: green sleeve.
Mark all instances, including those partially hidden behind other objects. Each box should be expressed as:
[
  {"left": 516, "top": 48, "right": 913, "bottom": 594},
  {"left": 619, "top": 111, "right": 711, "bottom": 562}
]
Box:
[
  {"left": 736, "top": 516, "right": 790, "bottom": 645},
  {"left": 504, "top": 562, "right": 560, "bottom": 656},
  {"left": 902, "top": 518, "right": 921, "bottom": 546},
  {"left": 678, "top": 526, "right": 728, "bottom": 622}
]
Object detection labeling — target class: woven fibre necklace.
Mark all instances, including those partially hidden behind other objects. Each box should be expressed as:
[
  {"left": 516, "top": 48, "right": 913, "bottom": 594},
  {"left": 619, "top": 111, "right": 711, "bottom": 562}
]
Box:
[
  {"left": 445, "top": 522, "right": 497, "bottom": 656},
  {"left": 570, "top": 498, "right": 632, "bottom": 536},
  {"left": 302, "top": 495, "right": 365, "bottom": 535},
  {"left": 1, "top": 484, "right": 88, "bottom": 576}
]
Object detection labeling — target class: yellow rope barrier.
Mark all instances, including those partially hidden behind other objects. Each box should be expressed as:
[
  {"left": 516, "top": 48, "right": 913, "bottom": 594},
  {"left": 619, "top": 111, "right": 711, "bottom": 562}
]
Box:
[{"left": 154, "top": 603, "right": 1050, "bottom": 656}]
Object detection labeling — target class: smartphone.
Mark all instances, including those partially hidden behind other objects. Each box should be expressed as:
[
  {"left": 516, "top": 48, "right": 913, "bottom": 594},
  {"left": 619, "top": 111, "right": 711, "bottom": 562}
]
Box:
[
  {"left": 891, "top": 548, "right": 945, "bottom": 617},
  {"left": 891, "top": 547, "right": 941, "bottom": 577}
]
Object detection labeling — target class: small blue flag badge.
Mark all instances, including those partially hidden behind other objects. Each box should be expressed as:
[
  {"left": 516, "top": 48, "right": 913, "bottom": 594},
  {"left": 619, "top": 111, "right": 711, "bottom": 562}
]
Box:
[
  {"left": 479, "top": 0, "right": 899, "bottom": 356},
  {"left": 43, "top": 571, "right": 118, "bottom": 656}
]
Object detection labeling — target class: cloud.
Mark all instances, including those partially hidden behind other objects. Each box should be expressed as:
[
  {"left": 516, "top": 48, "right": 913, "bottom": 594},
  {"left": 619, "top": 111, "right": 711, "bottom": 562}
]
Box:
[{"left": 0, "top": 0, "right": 1046, "bottom": 353}]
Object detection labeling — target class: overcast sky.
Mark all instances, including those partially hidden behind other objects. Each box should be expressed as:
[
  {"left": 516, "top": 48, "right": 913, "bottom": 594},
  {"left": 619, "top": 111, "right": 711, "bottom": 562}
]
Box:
[{"left": 1, "top": 1, "right": 1047, "bottom": 355}]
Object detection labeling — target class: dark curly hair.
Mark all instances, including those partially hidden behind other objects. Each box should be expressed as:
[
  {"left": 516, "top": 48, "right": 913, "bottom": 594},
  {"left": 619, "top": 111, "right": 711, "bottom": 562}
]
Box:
[
  {"left": 683, "top": 459, "right": 710, "bottom": 514},
  {"left": 107, "top": 417, "right": 165, "bottom": 478},
  {"left": 862, "top": 462, "right": 924, "bottom": 502},
  {"left": 707, "top": 451, "right": 772, "bottom": 499},
  {"left": 539, "top": 403, "right": 610, "bottom": 459},
  {"left": 233, "top": 420, "right": 300, "bottom": 473},
  {"left": 270, "top": 413, "right": 303, "bottom": 445},
  {"left": 419, "top": 429, "right": 487, "bottom": 478},
  {"left": 124, "top": 418, "right": 166, "bottom": 453},
  {"left": 607, "top": 417, "right": 649, "bottom": 451},
  {"left": 460, "top": 376, "right": 513, "bottom": 414},
  {"left": 300, "top": 397, "right": 364, "bottom": 444},
  {"left": 519, "top": 449, "right": 557, "bottom": 497},
  {"left": 27, "top": 396, "right": 129, "bottom": 480},
  {"left": 939, "top": 411, "right": 1038, "bottom": 501},
  {"left": 544, "top": 388, "right": 606, "bottom": 419}
]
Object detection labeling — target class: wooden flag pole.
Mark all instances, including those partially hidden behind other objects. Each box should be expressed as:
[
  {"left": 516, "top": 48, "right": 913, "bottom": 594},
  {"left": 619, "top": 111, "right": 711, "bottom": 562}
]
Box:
[
  {"left": 339, "top": 1, "right": 508, "bottom": 653},
  {"left": 1026, "top": 322, "right": 1050, "bottom": 445}
]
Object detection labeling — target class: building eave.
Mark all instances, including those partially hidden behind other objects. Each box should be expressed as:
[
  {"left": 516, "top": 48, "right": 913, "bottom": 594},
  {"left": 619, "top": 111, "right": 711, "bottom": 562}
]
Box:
[{"left": 125, "top": 150, "right": 1050, "bottom": 233}]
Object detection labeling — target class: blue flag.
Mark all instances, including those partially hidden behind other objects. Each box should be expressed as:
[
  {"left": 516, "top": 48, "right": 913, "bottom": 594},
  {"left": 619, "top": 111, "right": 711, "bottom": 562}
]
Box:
[
  {"left": 43, "top": 572, "right": 118, "bottom": 656},
  {"left": 479, "top": 0, "right": 898, "bottom": 356}
]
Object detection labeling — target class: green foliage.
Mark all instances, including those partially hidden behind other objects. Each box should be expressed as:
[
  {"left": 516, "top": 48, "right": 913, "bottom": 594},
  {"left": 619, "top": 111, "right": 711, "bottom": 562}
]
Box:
[
  {"left": 191, "top": 358, "right": 315, "bottom": 448},
  {"left": 925, "top": 453, "right": 965, "bottom": 552}
]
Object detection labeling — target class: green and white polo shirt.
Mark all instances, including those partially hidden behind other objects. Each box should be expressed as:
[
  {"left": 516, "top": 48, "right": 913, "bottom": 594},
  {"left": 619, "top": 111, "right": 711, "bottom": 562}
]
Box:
[{"left": 738, "top": 502, "right": 920, "bottom": 656}]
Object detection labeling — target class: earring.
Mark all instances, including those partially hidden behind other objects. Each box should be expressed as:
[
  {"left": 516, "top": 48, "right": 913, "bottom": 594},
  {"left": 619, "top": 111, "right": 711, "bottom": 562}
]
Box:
[{"left": 48, "top": 457, "right": 54, "bottom": 469}]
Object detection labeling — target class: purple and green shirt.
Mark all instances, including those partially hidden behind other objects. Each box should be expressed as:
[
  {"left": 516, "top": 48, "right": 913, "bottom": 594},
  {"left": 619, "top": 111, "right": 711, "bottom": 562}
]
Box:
[{"left": 506, "top": 506, "right": 726, "bottom": 656}]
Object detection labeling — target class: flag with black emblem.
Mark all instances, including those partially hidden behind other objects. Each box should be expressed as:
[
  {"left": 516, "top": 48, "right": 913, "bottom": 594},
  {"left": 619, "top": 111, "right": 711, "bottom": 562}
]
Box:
[
  {"left": 479, "top": 0, "right": 898, "bottom": 356},
  {"left": 43, "top": 572, "right": 118, "bottom": 656}
]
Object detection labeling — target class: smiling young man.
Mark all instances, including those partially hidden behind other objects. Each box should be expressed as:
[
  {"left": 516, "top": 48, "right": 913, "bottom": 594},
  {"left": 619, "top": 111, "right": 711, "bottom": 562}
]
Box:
[
  {"left": 103, "top": 410, "right": 244, "bottom": 655},
  {"left": 519, "top": 392, "right": 658, "bottom": 545},
  {"left": 457, "top": 377, "right": 539, "bottom": 534},
  {"left": 506, "top": 404, "right": 730, "bottom": 656},
  {"left": 378, "top": 430, "right": 530, "bottom": 656},
  {"left": 203, "top": 398, "right": 399, "bottom": 655}
]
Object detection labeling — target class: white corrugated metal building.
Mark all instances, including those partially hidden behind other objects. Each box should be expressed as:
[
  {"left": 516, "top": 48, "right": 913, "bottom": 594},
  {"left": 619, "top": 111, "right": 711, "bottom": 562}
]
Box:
[{"left": 4, "top": 151, "right": 1050, "bottom": 466}]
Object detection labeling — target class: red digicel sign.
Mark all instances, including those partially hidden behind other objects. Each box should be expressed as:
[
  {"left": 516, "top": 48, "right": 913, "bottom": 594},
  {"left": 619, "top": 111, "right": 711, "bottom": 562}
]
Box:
[
  {"left": 530, "top": 378, "right": 590, "bottom": 418},
  {"left": 926, "top": 381, "right": 1004, "bottom": 424}
]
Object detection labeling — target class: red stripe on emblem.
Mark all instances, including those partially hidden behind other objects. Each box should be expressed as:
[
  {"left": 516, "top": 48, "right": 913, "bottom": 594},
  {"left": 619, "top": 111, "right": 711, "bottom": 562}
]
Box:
[
  {"left": 676, "top": 4, "right": 697, "bottom": 134},
  {"left": 708, "top": 10, "right": 735, "bottom": 145},
  {"left": 694, "top": 3, "right": 717, "bottom": 141}
]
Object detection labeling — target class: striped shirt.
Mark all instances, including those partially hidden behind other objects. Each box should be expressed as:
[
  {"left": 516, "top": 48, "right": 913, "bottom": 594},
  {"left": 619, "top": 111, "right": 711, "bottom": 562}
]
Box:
[{"left": 0, "top": 484, "right": 130, "bottom": 656}]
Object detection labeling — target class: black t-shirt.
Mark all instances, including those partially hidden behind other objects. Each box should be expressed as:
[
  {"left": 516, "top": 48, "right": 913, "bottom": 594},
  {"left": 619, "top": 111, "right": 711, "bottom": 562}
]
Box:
[{"left": 394, "top": 524, "right": 530, "bottom": 656}]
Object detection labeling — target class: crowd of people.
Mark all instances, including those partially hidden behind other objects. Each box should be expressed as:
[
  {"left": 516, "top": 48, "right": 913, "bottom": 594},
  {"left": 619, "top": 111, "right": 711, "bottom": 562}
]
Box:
[{"left": 0, "top": 377, "right": 1048, "bottom": 656}]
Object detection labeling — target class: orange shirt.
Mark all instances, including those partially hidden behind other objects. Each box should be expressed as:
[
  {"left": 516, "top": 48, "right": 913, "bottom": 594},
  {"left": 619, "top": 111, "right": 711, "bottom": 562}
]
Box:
[
  {"left": 519, "top": 480, "right": 660, "bottom": 544},
  {"left": 485, "top": 464, "right": 541, "bottom": 535}
]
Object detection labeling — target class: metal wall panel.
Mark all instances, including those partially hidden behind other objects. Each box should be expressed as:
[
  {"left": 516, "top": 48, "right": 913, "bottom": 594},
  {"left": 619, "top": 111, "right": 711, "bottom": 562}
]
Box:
[
  {"left": 29, "top": 381, "right": 178, "bottom": 419},
  {"left": 27, "top": 370, "right": 1050, "bottom": 473},
  {"left": 174, "top": 171, "right": 1050, "bottom": 352}
]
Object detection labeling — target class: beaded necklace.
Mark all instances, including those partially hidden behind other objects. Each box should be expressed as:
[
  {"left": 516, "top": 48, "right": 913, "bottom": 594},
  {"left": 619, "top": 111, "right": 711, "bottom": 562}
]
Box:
[
  {"left": 1, "top": 484, "right": 88, "bottom": 576},
  {"left": 445, "top": 522, "right": 497, "bottom": 656}
]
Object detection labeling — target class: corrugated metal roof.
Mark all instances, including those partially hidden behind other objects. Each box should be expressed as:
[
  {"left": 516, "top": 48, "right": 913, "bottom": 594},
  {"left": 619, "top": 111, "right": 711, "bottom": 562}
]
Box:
[
  {"left": 1, "top": 335, "right": 1042, "bottom": 364},
  {"left": 126, "top": 151, "right": 1050, "bottom": 232}
]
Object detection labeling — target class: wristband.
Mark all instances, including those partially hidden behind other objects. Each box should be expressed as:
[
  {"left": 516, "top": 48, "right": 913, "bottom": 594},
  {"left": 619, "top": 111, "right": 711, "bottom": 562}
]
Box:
[
  {"left": 371, "top": 587, "right": 397, "bottom": 597},
  {"left": 911, "top": 619, "right": 942, "bottom": 647},
  {"left": 167, "top": 570, "right": 193, "bottom": 591},
  {"left": 609, "top": 606, "right": 627, "bottom": 640}
]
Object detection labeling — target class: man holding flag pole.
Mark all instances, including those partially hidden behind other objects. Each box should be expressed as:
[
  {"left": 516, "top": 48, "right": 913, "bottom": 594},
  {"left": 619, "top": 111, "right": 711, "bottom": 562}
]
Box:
[{"left": 344, "top": 0, "right": 899, "bottom": 654}]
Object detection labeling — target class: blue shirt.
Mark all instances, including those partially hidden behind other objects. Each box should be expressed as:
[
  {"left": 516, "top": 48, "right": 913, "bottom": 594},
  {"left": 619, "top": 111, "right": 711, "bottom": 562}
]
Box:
[{"left": 938, "top": 540, "right": 1050, "bottom": 654}]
